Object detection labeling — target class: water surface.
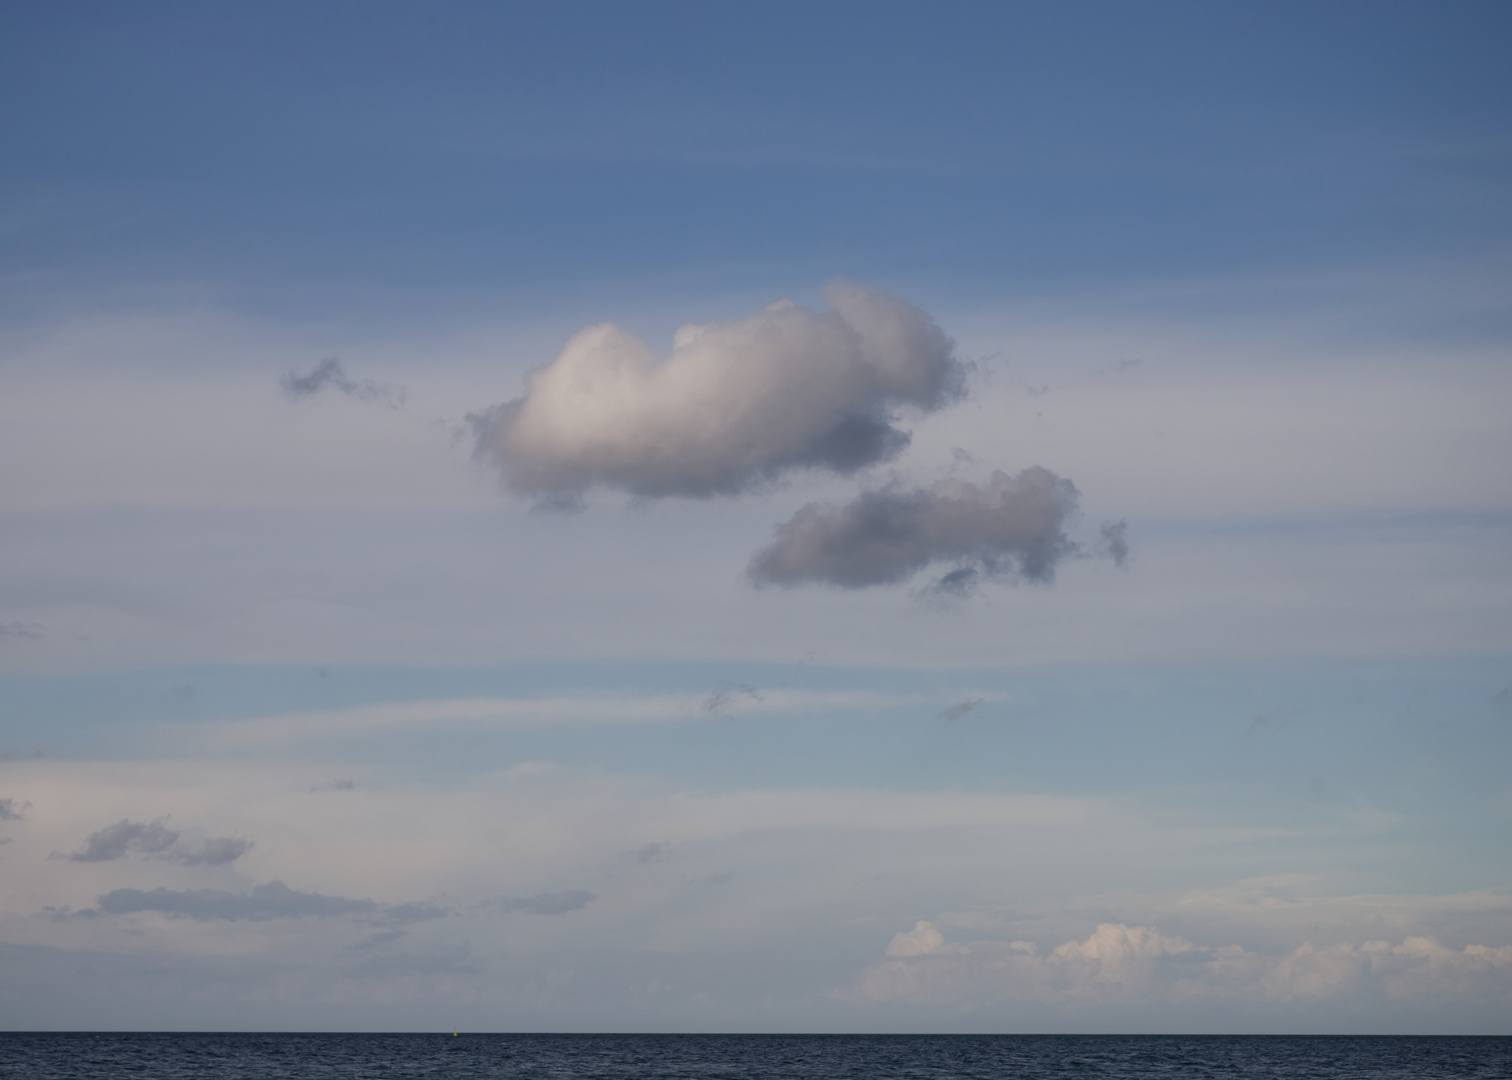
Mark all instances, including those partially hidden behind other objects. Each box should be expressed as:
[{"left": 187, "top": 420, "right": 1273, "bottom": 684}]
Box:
[{"left": 1, "top": 1033, "right": 1506, "bottom": 1079}]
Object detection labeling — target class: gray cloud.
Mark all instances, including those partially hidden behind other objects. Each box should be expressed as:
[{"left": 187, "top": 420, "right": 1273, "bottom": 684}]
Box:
[
  {"left": 178, "top": 837, "right": 252, "bottom": 866},
  {"left": 342, "top": 943, "right": 479, "bottom": 979},
  {"left": 97, "top": 880, "right": 378, "bottom": 921},
  {"left": 471, "top": 281, "right": 964, "bottom": 501},
  {"left": 91, "top": 882, "right": 449, "bottom": 926},
  {"left": 939, "top": 698, "right": 986, "bottom": 720},
  {"left": 926, "top": 566, "right": 982, "bottom": 599},
  {"left": 701, "top": 683, "right": 762, "bottom": 715},
  {"left": 0, "top": 798, "right": 22, "bottom": 821},
  {"left": 281, "top": 357, "right": 407, "bottom": 407},
  {"left": 0, "top": 622, "right": 42, "bottom": 639},
  {"left": 343, "top": 930, "right": 408, "bottom": 952},
  {"left": 380, "top": 902, "right": 452, "bottom": 926},
  {"left": 1099, "top": 520, "right": 1130, "bottom": 567},
  {"left": 635, "top": 842, "right": 672, "bottom": 864},
  {"left": 500, "top": 890, "right": 596, "bottom": 915},
  {"left": 69, "top": 819, "right": 180, "bottom": 862},
  {"left": 748, "top": 467, "right": 1082, "bottom": 593},
  {"left": 46, "top": 906, "right": 100, "bottom": 922},
  {"left": 66, "top": 819, "right": 251, "bottom": 865}
]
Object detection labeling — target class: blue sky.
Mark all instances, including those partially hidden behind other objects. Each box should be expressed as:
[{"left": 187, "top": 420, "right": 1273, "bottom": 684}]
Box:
[{"left": 1, "top": 0, "right": 1510, "bottom": 1032}]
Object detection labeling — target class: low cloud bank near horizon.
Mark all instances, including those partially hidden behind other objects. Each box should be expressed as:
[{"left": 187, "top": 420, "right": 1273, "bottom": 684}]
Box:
[
  {"left": 861, "top": 921, "right": 1512, "bottom": 1008},
  {"left": 471, "top": 281, "right": 964, "bottom": 501},
  {"left": 749, "top": 467, "right": 1093, "bottom": 593}
]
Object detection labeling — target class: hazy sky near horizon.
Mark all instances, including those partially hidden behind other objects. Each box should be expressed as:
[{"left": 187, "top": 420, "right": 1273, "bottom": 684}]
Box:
[{"left": 2, "top": 1, "right": 1511, "bottom": 1033}]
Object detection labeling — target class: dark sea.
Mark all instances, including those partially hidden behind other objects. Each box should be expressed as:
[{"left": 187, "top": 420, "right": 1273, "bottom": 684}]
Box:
[{"left": 0, "top": 1034, "right": 1507, "bottom": 1080}]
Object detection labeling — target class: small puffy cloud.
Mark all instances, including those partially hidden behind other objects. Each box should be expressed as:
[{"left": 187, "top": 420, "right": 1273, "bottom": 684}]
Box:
[
  {"left": 68, "top": 819, "right": 180, "bottom": 862},
  {"left": 97, "top": 880, "right": 378, "bottom": 921},
  {"left": 500, "top": 890, "right": 596, "bottom": 915},
  {"left": 1099, "top": 520, "right": 1130, "bottom": 567},
  {"left": 281, "top": 357, "right": 407, "bottom": 407},
  {"left": 0, "top": 798, "right": 22, "bottom": 821},
  {"left": 471, "top": 281, "right": 964, "bottom": 501},
  {"left": 748, "top": 467, "right": 1081, "bottom": 592},
  {"left": 1049, "top": 922, "right": 1198, "bottom": 982},
  {"left": 858, "top": 921, "right": 1512, "bottom": 1008},
  {"left": 886, "top": 920, "right": 966, "bottom": 957}
]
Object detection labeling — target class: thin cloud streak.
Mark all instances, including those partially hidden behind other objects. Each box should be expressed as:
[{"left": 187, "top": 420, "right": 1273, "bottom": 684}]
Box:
[
  {"left": 90, "top": 881, "right": 453, "bottom": 925},
  {"left": 499, "top": 890, "right": 596, "bottom": 915},
  {"left": 208, "top": 689, "right": 935, "bottom": 749},
  {"left": 96, "top": 880, "right": 378, "bottom": 921}
]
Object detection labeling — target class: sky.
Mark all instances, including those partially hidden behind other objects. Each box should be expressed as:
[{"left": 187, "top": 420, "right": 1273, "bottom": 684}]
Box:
[{"left": 1, "top": 0, "right": 1510, "bottom": 1033}]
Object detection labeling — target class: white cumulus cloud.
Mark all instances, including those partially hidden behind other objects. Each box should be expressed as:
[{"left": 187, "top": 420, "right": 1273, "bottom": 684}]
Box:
[
  {"left": 470, "top": 281, "right": 963, "bottom": 501},
  {"left": 858, "top": 921, "right": 1512, "bottom": 1009},
  {"left": 886, "top": 920, "right": 968, "bottom": 957}
]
